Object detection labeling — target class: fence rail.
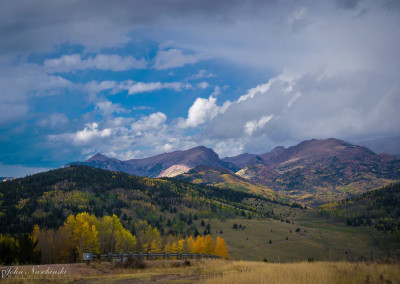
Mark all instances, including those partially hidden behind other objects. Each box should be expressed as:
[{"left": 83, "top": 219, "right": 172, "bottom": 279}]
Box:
[{"left": 83, "top": 252, "right": 221, "bottom": 263}]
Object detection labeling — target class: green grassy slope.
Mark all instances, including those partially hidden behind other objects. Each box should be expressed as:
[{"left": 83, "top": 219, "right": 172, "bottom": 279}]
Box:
[{"left": 195, "top": 199, "right": 400, "bottom": 262}]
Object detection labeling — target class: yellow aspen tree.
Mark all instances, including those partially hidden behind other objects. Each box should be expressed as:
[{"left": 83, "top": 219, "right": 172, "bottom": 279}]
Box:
[
  {"left": 63, "top": 212, "right": 99, "bottom": 261},
  {"left": 143, "top": 226, "right": 161, "bottom": 252},
  {"left": 204, "top": 234, "right": 215, "bottom": 254},
  {"left": 116, "top": 229, "right": 136, "bottom": 252},
  {"left": 98, "top": 215, "right": 116, "bottom": 253},
  {"left": 149, "top": 239, "right": 162, "bottom": 253},
  {"left": 170, "top": 241, "right": 179, "bottom": 253},
  {"left": 142, "top": 243, "right": 149, "bottom": 252},
  {"left": 61, "top": 214, "right": 78, "bottom": 261},
  {"left": 177, "top": 239, "right": 185, "bottom": 253},
  {"left": 194, "top": 235, "right": 205, "bottom": 254},
  {"left": 186, "top": 236, "right": 195, "bottom": 253},
  {"left": 113, "top": 215, "right": 136, "bottom": 252},
  {"left": 215, "top": 237, "right": 229, "bottom": 259},
  {"left": 149, "top": 240, "right": 157, "bottom": 253},
  {"left": 164, "top": 242, "right": 172, "bottom": 253}
]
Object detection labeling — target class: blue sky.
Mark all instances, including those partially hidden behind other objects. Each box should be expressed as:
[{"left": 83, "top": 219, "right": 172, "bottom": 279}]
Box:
[{"left": 1, "top": 0, "right": 400, "bottom": 177}]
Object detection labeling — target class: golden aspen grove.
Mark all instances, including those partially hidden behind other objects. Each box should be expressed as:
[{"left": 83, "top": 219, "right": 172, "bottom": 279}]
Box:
[{"left": 32, "top": 212, "right": 228, "bottom": 263}]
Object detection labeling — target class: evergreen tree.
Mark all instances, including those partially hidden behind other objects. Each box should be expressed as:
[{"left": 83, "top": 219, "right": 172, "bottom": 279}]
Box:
[{"left": 17, "top": 234, "right": 41, "bottom": 264}]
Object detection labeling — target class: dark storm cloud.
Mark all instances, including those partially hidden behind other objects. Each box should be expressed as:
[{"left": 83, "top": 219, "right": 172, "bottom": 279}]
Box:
[
  {"left": 335, "top": 0, "right": 360, "bottom": 10},
  {"left": 0, "top": 0, "right": 273, "bottom": 55}
]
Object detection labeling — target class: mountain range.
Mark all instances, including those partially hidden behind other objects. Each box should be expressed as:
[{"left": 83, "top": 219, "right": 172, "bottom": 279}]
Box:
[
  {"left": 232, "top": 138, "right": 400, "bottom": 205},
  {"left": 72, "top": 146, "right": 238, "bottom": 178},
  {"left": 71, "top": 138, "right": 400, "bottom": 205}
]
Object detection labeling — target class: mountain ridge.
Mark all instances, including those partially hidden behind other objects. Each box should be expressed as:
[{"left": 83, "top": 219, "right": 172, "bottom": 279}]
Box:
[
  {"left": 176, "top": 164, "right": 283, "bottom": 201},
  {"left": 71, "top": 146, "right": 239, "bottom": 178},
  {"left": 233, "top": 138, "right": 400, "bottom": 205},
  {"left": 70, "top": 138, "right": 400, "bottom": 205}
]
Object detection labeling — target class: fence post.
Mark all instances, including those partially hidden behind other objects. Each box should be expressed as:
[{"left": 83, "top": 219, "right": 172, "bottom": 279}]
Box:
[
  {"left": 149, "top": 253, "right": 153, "bottom": 260},
  {"left": 108, "top": 253, "right": 113, "bottom": 263},
  {"left": 139, "top": 252, "right": 143, "bottom": 260}
]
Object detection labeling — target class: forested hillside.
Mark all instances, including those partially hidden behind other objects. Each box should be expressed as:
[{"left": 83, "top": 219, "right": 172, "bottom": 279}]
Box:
[
  {"left": 319, "top": 183, "right": 400, "bottom": 237},
  {"left": 0, "top": 165, "right": 290, "bottom": 236}
]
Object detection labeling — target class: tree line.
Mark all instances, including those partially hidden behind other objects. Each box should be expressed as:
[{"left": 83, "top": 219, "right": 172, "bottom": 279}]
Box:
[{"left": 0, "top": 212, "right": 229, "bottom": 264}]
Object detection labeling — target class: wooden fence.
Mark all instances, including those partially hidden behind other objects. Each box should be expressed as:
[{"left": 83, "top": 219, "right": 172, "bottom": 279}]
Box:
[{"left": 84, "top": 252, "right": 221, "bottom": 263}]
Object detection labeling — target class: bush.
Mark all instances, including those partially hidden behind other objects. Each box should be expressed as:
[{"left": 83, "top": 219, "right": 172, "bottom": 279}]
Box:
[
  {"left": 172, "top": 259, "right": 191, "bottom": 267},
  {"left": 114, "top": 256, "right": 146, "bottom": 269}
]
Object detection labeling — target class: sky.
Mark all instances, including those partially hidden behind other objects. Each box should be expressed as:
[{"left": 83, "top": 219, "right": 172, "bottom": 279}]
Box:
[{"left": 1, "top": 0, "right": 400, "bottom": 177}]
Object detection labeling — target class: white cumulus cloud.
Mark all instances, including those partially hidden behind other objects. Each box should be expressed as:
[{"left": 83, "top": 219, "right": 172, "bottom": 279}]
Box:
[
  {"left": 131, "top": 112, "right": 167, "bottom": 131},
  {"left": 178, "top": 96, "right": 220, "bottom": 129},
  {"left": 71, "top": 122, "right": 112, "bottom": 145}
]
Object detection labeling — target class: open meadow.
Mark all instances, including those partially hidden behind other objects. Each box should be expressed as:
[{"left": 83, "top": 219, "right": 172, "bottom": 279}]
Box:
[
  {"left": 195, "top": 199, "right": 400, "bottom": 262},
  {"left": 1, "top": 259, "right": 399, "bottom": 283}
]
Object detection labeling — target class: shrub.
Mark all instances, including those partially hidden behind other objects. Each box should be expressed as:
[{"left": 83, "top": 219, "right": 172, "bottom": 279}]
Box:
[{"left": 114, "top": 256, "right": 146, "bottom": 269}]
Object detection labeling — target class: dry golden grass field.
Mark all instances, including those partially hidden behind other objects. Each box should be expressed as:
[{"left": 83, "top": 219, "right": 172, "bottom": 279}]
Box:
[{"left": 1, "top": 259, "right": 399, "bottom": 283}]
